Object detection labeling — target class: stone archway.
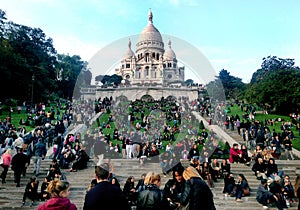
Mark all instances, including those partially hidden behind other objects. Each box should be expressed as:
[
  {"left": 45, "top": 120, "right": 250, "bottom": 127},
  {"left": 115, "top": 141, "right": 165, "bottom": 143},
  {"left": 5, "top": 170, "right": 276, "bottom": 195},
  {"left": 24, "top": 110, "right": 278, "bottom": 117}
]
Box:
[
  {"left": 166, "top": 95, "right": 177, "bottom": 101},
  {"left": 140, "top": 94, "right": 154, "bottom": 102},
  {"left": 116, "top": 95, "right": 129, "bottom": 102}
]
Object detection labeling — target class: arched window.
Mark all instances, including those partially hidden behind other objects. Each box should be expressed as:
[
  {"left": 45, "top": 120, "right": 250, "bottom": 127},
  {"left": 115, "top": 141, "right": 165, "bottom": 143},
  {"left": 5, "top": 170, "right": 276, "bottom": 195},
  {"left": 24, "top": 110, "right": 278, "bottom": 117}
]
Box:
[
  {"left": 145, "top": 53, "right": 149, "bottom": 62},
  {"left": 145, "top": 66, "right": 149, "bottom": 77}
]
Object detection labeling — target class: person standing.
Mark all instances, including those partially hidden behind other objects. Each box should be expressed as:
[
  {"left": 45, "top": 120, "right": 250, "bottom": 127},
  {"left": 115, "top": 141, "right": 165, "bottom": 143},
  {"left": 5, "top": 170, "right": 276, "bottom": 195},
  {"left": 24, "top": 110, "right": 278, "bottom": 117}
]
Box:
[
  {"left": 163, "top": 164, "right": 185, "bottom": 209},
  {"left": 11, "top": 148, "right": 28, "bottom": 187},
  {"left": 0, "top": 148, "right": 12, "bottom": 183},
  {"left": 123, "top": 176, "right": 137, "bottom": 205},
  {"left": 180, "top": 166, "right": 216, "bottom": 210},
  {"left": 32, "top": 138, "right": 47, "bottom": 176},
  {"left": 37, "top": 179, "right": 77, "bottom": 210},
  {"left": 136, "top": 171, "right": 171, "bottom": 210},
  {"left": 83, "top": 165, "right": 130, "bottom": 210},
  {"left": 283, "top": 136, "right": 294, "bottom": 160}
]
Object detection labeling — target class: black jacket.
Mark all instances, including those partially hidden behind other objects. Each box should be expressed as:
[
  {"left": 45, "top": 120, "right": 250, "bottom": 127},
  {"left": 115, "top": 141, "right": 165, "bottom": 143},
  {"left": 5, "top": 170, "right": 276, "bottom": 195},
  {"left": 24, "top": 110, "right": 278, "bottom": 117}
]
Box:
[
  {"left": 180, "top": 177, "right": 216, "bottom": 210},
  {"left": 83, "top": 181, "right": 130, "bottom": 210},
  {"left": 11, "top": 152, "right": 28, "bottom": 172},
  {"left": 137, "top": 184, "right": 171, "bottom": 210},
  {"left": 163, "top": 179, "right": 185, "bottom": 203}
]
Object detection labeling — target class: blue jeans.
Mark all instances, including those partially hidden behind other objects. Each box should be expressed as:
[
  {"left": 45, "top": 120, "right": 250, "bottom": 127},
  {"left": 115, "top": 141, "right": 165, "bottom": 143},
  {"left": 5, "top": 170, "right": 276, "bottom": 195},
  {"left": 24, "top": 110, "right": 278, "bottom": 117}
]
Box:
[{"left": 32, "top": 156, "right": 42, "bottom": 174}]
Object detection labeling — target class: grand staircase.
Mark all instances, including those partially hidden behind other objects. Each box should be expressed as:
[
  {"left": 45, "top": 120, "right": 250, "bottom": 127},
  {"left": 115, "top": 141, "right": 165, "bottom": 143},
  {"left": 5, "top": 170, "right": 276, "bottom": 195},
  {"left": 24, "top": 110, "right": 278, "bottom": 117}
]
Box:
[
  {"left": 0, "top": 156, "right": 299, "bottom": 210},
  {"left": 1, "top": 110, "right": 299, "bottom": 209}
]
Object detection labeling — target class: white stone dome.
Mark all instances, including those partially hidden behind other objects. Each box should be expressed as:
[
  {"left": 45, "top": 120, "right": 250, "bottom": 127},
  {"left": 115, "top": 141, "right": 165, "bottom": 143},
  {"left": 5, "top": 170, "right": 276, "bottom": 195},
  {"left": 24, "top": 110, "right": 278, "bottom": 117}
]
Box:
[
  {"left": 136, "top": 10, "right": 164, "bottom": 52},
  {"left": 164, "top": 39, "right": 176, "bottom": 60}
]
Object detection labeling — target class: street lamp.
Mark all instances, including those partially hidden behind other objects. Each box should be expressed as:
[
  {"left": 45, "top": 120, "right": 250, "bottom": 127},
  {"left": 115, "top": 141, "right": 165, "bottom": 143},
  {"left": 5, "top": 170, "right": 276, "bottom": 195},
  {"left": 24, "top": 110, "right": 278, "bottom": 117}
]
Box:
[{"left": 31, "top": 74, "right": 35, "bottom": 109}]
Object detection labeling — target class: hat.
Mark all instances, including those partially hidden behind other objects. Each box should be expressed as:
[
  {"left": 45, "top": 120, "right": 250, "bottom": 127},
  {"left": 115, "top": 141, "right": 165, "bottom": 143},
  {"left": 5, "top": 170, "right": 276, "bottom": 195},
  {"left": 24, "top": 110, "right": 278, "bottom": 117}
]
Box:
[
  {"left": 274, "top": 176, "right": 281, "bottom": 182},
  {"left": 183, "top": 166, "right": 201, "bottom": 180}
]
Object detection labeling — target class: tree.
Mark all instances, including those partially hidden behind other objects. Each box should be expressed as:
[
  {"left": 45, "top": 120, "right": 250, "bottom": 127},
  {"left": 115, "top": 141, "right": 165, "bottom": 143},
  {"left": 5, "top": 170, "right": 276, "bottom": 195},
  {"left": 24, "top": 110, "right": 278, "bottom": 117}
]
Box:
[
  {"left": 0, "top": 10, "right": 87, "bottom": 102},
  {"left": 208, "top": 69, "right": 246, "bottom": 100},
  {"left": 246, "top": 56, "right": 300, "bottom": 114},
  {"left": 251, "top": 56, "right": 299, "bottom": 83},
  {"left": 56, "top": 54, "right": 87, "bottom": 99},
  {"left": 99, "top": 74, "right": 122, "bottom": 86},
  {"left": 184, "top": 79, "right": 194, "bottom": 86},
  {"left": 0, "top": 9, "right": 7, "bottom": 37}
]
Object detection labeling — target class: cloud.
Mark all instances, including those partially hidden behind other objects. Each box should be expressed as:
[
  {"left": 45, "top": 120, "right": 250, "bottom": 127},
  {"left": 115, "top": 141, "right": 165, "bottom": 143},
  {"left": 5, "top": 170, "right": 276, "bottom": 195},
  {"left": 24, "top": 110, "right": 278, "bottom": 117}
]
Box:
[{"left": 52, "top": 34, "right": 102, "bottom": 61}]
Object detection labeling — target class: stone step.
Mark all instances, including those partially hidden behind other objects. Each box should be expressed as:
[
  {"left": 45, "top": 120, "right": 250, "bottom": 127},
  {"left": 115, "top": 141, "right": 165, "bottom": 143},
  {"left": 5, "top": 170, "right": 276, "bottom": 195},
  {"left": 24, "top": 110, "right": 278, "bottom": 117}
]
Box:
[{"left": 1, "top": 154, "right": 299, "bottom": 210}]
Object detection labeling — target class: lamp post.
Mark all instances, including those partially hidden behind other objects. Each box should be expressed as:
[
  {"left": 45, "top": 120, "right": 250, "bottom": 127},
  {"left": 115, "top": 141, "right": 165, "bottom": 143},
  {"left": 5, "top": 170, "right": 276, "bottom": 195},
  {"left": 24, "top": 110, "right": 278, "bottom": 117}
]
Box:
[{"left": 31, "top": 74, "right": 35, "bottom": 109}]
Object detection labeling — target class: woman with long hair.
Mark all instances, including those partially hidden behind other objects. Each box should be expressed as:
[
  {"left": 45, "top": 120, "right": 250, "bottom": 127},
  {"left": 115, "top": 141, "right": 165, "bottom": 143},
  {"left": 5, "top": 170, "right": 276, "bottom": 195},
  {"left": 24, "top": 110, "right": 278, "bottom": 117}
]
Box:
[
  {"left": 223, "top": 172, "right": 235, "bottom": 196},
  {"left": 240, "top": 144, "right": 251, "bottom": 166},
  {"left": 235, "top": 173, "right": 250, "bottom": 202},
  {"left": 220, "top": 159, "right": 231, "bottom": 179},
  {"left": 201, "top": 161, "right": 214, "bottom": 188},
  {"left": 180, "top": 166, "right": 216, "bottom": 210},
  {"left": 163, "top": 164, "right": 185, "bottom": 209},
  {"left": 123, "top": 176, "right": 137, "bottom": 205},
  {"left": 265, "top": 158, "right": 284, "bottom": 179},
  {"left": 37, "top": 179, "right": 77, "bottom": 210}
]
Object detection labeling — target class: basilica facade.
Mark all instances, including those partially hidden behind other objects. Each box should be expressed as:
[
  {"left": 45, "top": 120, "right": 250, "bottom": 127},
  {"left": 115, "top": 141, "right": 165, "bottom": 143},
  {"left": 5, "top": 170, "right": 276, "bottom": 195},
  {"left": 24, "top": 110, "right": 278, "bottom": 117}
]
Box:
[{"left": 115, "top": 10, "right": 185, "bottom": 85}]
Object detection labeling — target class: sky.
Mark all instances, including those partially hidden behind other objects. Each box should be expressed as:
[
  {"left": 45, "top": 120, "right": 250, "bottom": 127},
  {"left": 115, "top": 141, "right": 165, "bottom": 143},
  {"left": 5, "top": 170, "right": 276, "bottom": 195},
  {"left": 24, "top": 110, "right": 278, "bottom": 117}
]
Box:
[{"left": 1, "top": 0, "right": 300, "bottom": 84}]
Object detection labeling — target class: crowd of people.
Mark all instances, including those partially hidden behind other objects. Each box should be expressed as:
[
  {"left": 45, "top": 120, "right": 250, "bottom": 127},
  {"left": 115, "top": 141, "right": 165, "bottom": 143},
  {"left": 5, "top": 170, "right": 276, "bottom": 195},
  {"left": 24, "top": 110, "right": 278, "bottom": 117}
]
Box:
[
  {"left": 0, "top": 96, "right": 300, "bottom": 209},
  {"left": 84, "top": 162, "right": 216, "bottom": 210}
]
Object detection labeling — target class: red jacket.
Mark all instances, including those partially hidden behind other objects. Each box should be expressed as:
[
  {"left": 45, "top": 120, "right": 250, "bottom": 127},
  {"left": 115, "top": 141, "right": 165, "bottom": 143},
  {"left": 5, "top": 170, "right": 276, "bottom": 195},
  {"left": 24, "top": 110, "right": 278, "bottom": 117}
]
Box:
[
  {"left": 38, "top": 196, "right": 77, "bottom": 210},
  {"left": 229, "top": 148, "right": 242, "bottom": 163}
]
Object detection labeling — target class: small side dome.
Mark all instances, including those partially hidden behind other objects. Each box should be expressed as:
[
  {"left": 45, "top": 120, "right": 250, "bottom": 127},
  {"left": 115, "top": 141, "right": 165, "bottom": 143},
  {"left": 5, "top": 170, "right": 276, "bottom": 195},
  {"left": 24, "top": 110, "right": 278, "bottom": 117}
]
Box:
[
  {"left": 164, "top": 39, "right": 176, "bottom": 60},
  {"left": 123, "top": 38, "right": 135, "bottom": 59}
]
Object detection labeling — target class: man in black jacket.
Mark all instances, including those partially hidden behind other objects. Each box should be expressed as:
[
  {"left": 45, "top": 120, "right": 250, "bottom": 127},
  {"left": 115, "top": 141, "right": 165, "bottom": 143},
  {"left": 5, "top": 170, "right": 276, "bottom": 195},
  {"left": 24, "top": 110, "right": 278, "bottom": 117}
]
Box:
[
  {"left": 83, "top": 164, "right": 130, "bottom": 210},
  {"left": 11, "top": 148, "right": 28, "bottom": 187}
]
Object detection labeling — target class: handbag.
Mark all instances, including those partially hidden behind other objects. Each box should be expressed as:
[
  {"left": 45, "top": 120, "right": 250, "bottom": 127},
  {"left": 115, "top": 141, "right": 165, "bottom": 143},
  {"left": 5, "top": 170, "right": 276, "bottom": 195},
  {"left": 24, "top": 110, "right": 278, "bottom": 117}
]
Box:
[{"left": 242, "top": 187, "right": 250, "bottom": 196}]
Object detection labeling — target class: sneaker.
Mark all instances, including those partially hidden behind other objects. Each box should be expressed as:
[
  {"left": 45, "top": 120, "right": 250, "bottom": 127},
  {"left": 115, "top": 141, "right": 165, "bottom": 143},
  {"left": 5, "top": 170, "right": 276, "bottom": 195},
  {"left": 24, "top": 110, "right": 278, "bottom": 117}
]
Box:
[
  {"left": 236, "top": 198, "right": 243, "bottom": 202},
  {"left": 21, "top": 202, "right": 25, "bottom": 207},
  {"left": 262, "top": 206, "right": 268, "bottom": 209}
]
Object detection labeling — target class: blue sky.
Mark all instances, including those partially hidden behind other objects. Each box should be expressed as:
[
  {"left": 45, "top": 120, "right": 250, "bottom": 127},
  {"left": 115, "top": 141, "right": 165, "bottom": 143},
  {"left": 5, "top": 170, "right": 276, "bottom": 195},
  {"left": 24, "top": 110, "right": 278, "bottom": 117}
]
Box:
[{"left": 1, "top": 0, "right": 300, "bottom": 83}]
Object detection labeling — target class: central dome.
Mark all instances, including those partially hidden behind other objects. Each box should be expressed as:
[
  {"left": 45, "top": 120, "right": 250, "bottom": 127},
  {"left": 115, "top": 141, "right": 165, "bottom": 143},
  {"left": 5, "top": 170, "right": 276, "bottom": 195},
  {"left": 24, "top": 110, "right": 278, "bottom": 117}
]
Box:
[{"left": 136, "top": 10, "right": 164, "bottom": 53}]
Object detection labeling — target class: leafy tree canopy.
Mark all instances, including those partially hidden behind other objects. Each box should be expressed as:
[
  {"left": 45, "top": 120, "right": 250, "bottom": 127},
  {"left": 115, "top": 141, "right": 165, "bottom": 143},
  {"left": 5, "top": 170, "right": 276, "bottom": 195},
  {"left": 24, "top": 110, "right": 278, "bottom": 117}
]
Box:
[
  {"left": 251, "top": 55, "right": 299, "bottom": 83},
  {"left": 246, "top": 56, "right": 300, "bottom": 114},
  {"left": 0, "top": 9, "right": 86, "bottom": 102},
  {"left": 208, "top": 69, "right": 246, "bottom": 100}
]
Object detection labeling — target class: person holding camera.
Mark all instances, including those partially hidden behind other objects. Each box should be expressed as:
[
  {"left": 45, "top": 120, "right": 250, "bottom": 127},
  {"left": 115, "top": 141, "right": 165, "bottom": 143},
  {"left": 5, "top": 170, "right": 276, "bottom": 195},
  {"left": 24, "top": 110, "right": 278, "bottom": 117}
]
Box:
[{"left": 163, "top": 163, "right": 185, "bottom": 209}]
